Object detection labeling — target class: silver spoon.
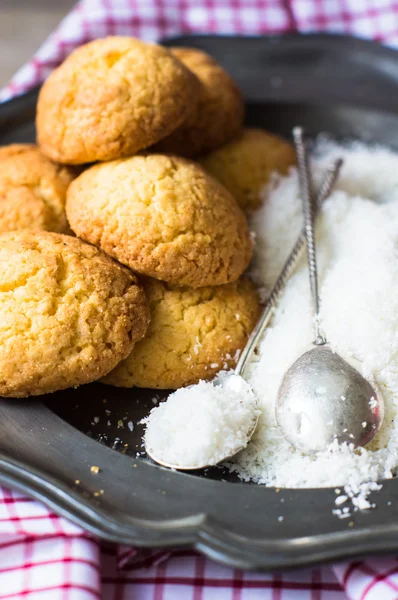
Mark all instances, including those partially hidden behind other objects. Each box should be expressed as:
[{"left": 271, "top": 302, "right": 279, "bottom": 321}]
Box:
[
  {"left": 275, "top": 127, "right": 385, "bottom": 454},
  {"left": 146, "top": 156, "right": 343, "bottom": 470}
]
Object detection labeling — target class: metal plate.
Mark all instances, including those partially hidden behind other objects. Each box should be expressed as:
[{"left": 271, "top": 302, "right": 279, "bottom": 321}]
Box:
[{"left": 1, "top": 34, "right": 398, "bottom": 571}]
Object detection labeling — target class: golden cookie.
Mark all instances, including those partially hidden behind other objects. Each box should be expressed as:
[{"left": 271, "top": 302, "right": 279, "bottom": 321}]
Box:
[
  {"left": 0, "top": 144, "right": 75, "bottom": 233},
  {"left": 37, "top": 36, "right": 199, "bottom": 164},
  {"left": 199, "top": 128, "right": 296, "bottom": 210},
  {"left": 0, "top": 231, "right": 149, "bottom": 397},
  {"left": 66, "top": 154, "right": 252, "bottom": 288},
  {"left": 103, "top": 277, "right": 260, "bottom": 389},
  {"left": 154, "top": 47, "right": 244, "bottom": 157}
]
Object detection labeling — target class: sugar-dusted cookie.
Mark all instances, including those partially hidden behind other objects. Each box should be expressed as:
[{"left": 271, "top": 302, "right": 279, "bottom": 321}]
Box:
[{"left": 103, "top": 277, "right": 260, "bottom": 389}]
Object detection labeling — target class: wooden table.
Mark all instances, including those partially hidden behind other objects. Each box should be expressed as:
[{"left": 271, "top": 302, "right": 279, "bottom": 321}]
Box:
[{"left": 0, "top": 0, "right": 75, "bottom": 88}]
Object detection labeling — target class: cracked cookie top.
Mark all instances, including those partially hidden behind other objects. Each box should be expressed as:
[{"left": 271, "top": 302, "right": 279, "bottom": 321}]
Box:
[
  {"left": 102, "top": 277, "right": 260, "bottom": 389},
  {"left": 154, "top": 47, "right": 244, "bottom": 157},
  {"left": 36, "top": 36, "right": 199, "bottom": 164},
  {"left": 0, "top": 231, "right": 149, "bottom": 397},
  {"left": 200, "top": 128, "right": 296, "bottom": 211},
  {"left": 0, "top": 144, "right": 75, "bottom": 233},
  {"left": 66, "top": 153, "right": 253, "bottom": 287}
]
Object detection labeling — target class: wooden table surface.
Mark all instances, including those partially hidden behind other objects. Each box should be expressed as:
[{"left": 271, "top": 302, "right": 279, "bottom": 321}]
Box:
[{"left": 0, "top": 0, "right": 75, "bottom": 88}]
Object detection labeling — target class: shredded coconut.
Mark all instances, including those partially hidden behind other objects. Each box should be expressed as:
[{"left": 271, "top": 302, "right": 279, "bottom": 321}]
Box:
[
  {"left": 227, "top": 140, "right": 398, "bottom": 504},
  {"left": 335, "top": 495, "right": 348, "bottom": 506},
  {"left": 143, "top": 374, "right": 259, "bottom": 469}
]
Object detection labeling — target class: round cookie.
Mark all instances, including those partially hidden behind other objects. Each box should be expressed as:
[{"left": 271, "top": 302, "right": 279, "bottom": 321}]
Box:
[
  {"left": 154, "top": 47, "right": 244, "bottom": 157},
  {"left": 37, "top": 36, "right": 199, "bottom": 164},
  {"left": 66, "top": 154, "right": 252, "bottom": 288},
  {"left": 0, "top": 231, "right": 149, "bottom": 397},
  {"left": 199, "top": 128, "right": 296, "bottom": 211},
  {"left": 0, "top": 144, "right": 75, "bottom": 233},
  {"left": 103, "top": 277, "right": 260, "bottom": 389}
]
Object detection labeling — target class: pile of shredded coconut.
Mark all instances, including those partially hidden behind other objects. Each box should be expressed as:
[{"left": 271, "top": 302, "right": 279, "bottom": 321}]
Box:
[
  {"left": 228, "top": 139, "right": 398, "bottom": 500},
  {"left": 143, "top": 374, "right": 259, "bottom": 468}
]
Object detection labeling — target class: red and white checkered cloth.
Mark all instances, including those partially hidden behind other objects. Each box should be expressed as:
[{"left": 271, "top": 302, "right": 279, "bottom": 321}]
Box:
[{"left": 1, "top": 1, "right": 398, "bottom": 598}]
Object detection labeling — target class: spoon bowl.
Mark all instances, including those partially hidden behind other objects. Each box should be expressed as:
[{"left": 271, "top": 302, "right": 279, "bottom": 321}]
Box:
[
  {"left": 276, "top": 345, "right": 385, "bottom": 453},
  {"left": 145, "top": 384, "right": 260, "bottom": 472}
]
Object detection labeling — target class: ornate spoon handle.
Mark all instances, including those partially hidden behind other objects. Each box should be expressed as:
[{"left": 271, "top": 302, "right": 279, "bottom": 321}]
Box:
[
  {"left": 293, "top": 126, "right": 326, "bottom": 345},
  {"left": 235, "top": 153, "right": 342, "bottom": 377}
]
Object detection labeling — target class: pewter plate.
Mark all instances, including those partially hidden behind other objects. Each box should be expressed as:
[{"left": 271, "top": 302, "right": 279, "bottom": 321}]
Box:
[{"left": 1, "top": 34, "right": 398, "bottom": 571}]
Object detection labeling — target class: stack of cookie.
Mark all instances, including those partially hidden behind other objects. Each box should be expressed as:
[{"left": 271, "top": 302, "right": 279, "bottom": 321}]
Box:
[{"left": 0, "top": 36, "right": 295, "bottom": 397}]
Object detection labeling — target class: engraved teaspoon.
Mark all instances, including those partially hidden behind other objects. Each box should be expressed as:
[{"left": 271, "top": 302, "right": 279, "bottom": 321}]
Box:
[{"left": 275, "top": 127, "right": 384, "bottom": 454}]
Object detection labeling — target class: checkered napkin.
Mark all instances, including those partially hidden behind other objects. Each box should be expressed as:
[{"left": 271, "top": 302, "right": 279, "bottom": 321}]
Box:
[{"left": 1, "top": 1, "right": 398, "bottom": 598}]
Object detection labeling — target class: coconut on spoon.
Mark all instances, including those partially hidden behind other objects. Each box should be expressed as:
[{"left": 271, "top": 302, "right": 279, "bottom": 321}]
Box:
[
  {"left": 275, "top": 127, "right": 385, "bottom": 454},
  {"left": 144, "top": 140, "right": 343, "bottom": 471}
]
